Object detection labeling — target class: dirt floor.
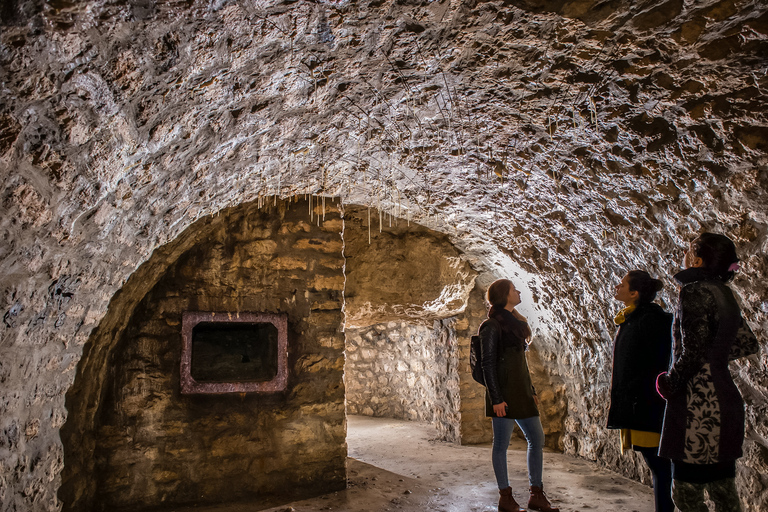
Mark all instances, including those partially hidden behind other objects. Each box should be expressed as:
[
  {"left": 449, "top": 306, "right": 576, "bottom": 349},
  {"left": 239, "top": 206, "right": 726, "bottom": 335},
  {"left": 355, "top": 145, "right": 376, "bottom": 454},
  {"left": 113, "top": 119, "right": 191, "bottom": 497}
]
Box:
[{"left": 164, "top": 415, "right": 656, "bottom": 512}]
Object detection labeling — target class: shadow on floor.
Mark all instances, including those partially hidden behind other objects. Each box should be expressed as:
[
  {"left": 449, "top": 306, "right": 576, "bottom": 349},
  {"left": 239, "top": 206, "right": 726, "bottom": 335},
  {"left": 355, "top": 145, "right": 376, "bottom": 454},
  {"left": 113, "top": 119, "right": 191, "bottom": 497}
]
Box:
[{"left": 158, "top": 415, "right": 655, "bottom": 512}]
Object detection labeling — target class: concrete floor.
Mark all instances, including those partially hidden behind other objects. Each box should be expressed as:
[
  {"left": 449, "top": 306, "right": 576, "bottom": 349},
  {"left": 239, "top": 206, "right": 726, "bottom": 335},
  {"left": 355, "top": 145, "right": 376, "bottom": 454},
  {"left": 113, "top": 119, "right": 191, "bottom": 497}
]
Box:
[{"left": 165, "top": 415, "right": 656, "bottom": 512}]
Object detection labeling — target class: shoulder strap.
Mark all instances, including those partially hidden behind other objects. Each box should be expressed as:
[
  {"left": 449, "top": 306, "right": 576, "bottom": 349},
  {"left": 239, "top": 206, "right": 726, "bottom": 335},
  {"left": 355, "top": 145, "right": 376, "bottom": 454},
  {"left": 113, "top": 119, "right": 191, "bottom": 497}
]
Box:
[{"left": 478, "top": 317, "right": 501, "bottom": 335}]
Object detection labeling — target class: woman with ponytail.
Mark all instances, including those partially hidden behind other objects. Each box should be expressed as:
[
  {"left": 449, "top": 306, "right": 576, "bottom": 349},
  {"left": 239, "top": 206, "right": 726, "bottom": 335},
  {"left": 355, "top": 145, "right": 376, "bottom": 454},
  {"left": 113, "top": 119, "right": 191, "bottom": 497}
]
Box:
[
  {"left": 656, "top": 233, "right": 759, "bottom": 511},
  {"left": 607, "top": 270, "right": 674, "bottom": 512},
  {"left": 480, "top": 279, "right": 559, "bottom": 512}
]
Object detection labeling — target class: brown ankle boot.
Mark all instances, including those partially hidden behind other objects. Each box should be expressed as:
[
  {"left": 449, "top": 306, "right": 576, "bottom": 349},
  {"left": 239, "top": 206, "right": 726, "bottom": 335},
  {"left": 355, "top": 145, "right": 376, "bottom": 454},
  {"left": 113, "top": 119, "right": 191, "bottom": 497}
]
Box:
[
  {"left": 527, "top": 485, "right": 559, "bottom": 512},
  {"left": 499, "top": 487, "right": 526, "bottom": 512}
]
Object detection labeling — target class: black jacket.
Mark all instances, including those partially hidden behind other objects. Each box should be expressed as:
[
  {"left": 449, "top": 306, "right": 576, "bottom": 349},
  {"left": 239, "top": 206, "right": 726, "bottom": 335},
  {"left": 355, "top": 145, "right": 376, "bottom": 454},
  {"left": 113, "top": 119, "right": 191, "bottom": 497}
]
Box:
[
  {"left": 606, "top": 302, "right": 673, "bottom": 432},
  {"left": 480, "top": 309, "right": 539, "bottom": 419}
]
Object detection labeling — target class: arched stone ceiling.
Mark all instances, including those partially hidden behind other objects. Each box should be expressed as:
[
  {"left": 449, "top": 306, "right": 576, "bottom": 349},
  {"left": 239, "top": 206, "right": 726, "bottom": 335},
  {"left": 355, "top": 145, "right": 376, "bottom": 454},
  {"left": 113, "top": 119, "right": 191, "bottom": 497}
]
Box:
[{"left": 1, "top": 0, "right": 767, "bottom": 510}]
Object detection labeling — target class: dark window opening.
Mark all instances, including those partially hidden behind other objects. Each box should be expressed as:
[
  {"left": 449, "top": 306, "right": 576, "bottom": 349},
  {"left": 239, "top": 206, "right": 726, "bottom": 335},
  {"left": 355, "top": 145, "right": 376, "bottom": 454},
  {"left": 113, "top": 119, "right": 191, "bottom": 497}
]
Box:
[
  {"left": 181, "top": 311, "right": 288, "bottom": 394},
  {"left": 191, "top": 322, "right": 278, "bottom": 382}
]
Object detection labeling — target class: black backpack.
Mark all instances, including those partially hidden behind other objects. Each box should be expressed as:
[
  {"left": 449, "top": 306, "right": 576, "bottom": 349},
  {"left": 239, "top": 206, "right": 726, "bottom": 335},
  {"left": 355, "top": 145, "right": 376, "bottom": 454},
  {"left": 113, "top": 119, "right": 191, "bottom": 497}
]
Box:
[{"left": 469, "top": 318, "right": 500, "bottom": 386}]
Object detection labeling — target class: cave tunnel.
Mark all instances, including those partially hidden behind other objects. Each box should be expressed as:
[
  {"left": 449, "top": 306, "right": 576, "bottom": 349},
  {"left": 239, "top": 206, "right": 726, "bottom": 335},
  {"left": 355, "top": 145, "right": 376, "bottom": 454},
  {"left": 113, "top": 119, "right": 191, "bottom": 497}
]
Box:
[{"left": 1, "top": 0, "right": 767, "bottom": 511}]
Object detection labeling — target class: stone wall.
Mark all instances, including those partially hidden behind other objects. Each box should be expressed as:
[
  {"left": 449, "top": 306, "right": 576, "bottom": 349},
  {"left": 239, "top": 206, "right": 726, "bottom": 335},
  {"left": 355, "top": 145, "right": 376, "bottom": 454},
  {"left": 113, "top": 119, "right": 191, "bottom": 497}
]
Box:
[
  {"left": 345, "top": 320, "right": 460, "bottom": 442},
  {"left": 341, "top": 205, "right": 490, "bottom": 444},
  {"left": 59, "top": 199, "right": 347, "bottom": 511}
]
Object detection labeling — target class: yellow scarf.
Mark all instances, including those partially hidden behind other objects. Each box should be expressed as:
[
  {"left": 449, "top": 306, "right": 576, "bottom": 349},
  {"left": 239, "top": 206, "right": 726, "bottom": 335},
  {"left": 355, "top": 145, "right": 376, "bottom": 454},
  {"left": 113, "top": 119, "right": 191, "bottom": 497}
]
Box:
[{"left": 614, "top": 304, "right": 636, "bottom": 325}]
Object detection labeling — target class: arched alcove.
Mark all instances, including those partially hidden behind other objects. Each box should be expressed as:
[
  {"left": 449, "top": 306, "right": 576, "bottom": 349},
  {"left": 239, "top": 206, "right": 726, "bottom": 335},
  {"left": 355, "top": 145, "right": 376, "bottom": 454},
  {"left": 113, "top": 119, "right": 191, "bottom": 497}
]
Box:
[
  {"left": 339, "top": 204, "right": 566, "bottom": 447},
  {"left": 341, "top": 204, "right": 470, "bottom": 444},
  {"left": 60, "top": 198, "right": 348, "bottom": 511}
]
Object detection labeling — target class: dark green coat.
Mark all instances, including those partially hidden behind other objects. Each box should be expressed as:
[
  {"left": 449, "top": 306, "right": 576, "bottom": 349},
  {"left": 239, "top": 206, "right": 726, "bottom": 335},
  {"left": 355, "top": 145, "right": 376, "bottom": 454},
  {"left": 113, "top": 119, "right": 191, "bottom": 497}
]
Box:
[{"left": 479, "top": 312, "right": 539, "bottom": 419}]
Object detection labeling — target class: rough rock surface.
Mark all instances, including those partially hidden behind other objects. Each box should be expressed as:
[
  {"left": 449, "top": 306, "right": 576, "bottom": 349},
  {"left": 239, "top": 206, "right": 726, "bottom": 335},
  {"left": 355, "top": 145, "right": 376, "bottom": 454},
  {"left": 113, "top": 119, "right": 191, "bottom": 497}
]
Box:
[
  {"left": 1, "top": 0, "right": 767, "bottom": 511},
  {"left": 342, "top": 205, "right": 477, "bottom": 328}
]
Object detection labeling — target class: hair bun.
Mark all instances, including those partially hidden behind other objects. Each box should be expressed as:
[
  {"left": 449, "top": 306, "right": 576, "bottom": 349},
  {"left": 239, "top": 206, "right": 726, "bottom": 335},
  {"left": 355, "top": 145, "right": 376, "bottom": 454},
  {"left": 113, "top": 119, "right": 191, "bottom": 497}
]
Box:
[{"left": 626, "top": 270, "right": 663, "bottom": 303}]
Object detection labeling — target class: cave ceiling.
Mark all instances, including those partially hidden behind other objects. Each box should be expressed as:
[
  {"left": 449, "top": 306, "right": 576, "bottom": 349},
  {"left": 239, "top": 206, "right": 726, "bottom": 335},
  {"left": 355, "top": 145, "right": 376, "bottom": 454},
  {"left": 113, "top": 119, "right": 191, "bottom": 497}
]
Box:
[
  {"left": 2, "top": 0, "right": 766, "bottom": 287},
  {"left": 1, "top": 0, "right": 766, "bottom": 355}
]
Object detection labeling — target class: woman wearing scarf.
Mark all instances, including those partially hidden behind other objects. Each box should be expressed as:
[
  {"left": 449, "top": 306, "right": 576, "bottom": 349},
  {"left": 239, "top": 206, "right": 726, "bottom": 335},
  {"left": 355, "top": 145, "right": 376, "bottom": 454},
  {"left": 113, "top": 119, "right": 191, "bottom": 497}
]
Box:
[
  {"left": 656, "top": 233, "right": 759, "bottom": 511},
  {"left": 606, "top": 270, "right": 674, "bottom": 512},
  {"left": 480, "top": 279, "right": 559, "bottom": 512}
]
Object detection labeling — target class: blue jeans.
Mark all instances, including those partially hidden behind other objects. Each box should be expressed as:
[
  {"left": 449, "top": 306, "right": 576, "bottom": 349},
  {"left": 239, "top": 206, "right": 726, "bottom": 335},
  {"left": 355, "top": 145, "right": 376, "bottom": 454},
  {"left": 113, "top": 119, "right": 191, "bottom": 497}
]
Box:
[{"left": 492, "top": 415, "right": 544, "bottom": 489}]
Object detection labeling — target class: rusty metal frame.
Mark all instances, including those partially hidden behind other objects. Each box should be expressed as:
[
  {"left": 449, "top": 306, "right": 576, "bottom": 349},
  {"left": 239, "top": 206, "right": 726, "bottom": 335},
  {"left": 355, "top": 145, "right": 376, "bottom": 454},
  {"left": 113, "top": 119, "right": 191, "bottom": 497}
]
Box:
[{"left": 180, "top": 311, "right": 288, "bottom": 394}]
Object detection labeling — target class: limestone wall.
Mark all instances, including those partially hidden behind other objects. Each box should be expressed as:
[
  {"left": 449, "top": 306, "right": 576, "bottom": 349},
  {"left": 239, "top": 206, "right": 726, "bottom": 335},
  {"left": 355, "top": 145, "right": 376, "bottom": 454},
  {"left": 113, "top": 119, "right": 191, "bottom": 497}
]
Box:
[
  {"left": 59, "top": 199, "right": 347, "bottom": 511},
  {"left": 345, "top": 320, "right": 460, "bottom": 442}
]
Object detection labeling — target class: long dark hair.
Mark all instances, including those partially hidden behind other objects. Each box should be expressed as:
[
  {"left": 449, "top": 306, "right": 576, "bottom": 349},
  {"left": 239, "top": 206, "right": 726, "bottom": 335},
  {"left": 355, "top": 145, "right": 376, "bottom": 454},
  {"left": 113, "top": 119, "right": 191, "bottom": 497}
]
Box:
[
  {"left": 486, "top": 279, "right": 512, "bottom": 309},
  {"left": 486, "top": 279, "right": 531, "bottom": 342},
  {"left": 626, "top": 270, "right": 663, "bottom": 304},
  {"left": 691, "top": 232, "right": 739, "bottom": 282}
]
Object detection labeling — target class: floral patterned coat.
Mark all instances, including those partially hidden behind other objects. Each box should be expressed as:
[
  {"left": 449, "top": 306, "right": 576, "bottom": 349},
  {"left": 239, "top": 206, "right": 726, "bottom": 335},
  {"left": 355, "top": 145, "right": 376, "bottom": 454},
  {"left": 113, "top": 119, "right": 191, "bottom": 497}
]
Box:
[{"left": 657, "top": 268, "right": 759, "bottom": 464}]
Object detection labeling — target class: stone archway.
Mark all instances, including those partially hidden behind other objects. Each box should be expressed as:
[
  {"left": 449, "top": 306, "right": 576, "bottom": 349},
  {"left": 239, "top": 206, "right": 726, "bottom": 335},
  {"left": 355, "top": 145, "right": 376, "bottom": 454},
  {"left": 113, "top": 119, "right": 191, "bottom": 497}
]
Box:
[
  {"left": 60, "top": 198, "right": 348, "bottom": 511},
  {"left": 341, "top": 204, "right": 471, "bottom": 444},
  {"left": 339, "top": 204, "right": 567, "bottom": 447},
  {"left": 58, "top": 196, "right": 567, "bottom": 511}
]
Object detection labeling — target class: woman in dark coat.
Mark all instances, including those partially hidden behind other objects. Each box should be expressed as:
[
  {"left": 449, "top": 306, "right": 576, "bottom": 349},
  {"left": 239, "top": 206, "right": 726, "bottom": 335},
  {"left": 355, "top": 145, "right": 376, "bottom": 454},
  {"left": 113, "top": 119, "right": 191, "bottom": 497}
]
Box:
[
  {"left": 480, "top": 279, "right": 559, "bottom": 512},
  {"left": 606, "top": 270, "right": 673, "bottom": 512},
  {"left": 656, "top": 233, "right": 759, "bottom": 511}
]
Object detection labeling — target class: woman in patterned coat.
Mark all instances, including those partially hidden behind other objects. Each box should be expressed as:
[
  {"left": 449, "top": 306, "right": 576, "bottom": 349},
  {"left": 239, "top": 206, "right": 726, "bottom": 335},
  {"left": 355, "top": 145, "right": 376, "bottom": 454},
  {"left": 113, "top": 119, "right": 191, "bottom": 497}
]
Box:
[{"left": 656, "top": 233, "right": 759, "bottom": 511}]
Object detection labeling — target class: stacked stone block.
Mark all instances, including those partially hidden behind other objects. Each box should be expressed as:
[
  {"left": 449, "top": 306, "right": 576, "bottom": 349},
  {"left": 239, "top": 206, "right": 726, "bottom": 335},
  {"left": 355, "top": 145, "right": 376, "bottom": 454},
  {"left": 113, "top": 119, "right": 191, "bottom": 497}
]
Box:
[{"left": 345, "top": 320, "right": 461, "bottom": 443}]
